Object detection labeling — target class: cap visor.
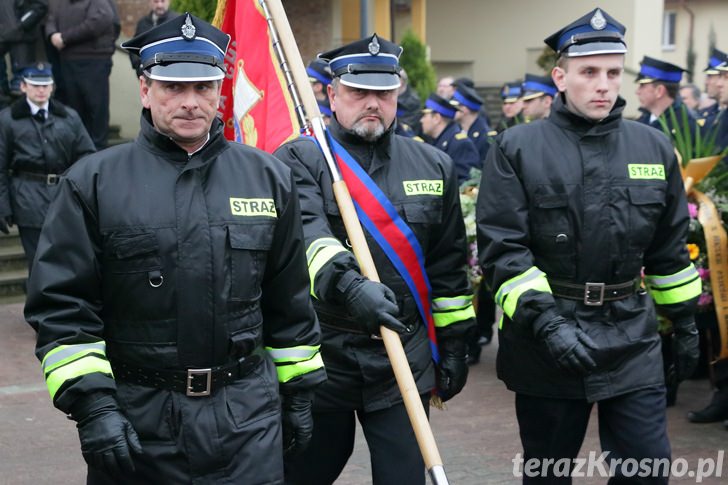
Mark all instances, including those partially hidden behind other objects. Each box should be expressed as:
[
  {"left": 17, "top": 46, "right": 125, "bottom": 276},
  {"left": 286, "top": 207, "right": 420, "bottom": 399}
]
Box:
[
  {"left": 146, "top": 63, "right": 224, "bottom": 82},
  {"left": 521, "top": 92, "right": 546, "bottom": 102},
  {"left": 565, "top": 41, "right": 627, "bottom": 57},
  {"left": 339, "top": 72, "right": 401, "bottom": 91},
  {"left": 503, "top": 96, "right": 520, "bottom": 103},
  {"left": 23, "top": 78, "right": 54, "bottom": 86}
]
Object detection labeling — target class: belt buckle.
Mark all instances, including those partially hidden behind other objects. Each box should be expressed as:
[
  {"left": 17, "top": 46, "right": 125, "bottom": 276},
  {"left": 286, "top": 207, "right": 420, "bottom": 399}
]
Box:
[
  {"left": 186, "top": 368, "right": 212, "bottom": 397},
  {"left": 46, "top": 174, "right": 58, "bottom": 185},
  {"left": 584, "top": 282, "right": 605, "bottom": 306}
]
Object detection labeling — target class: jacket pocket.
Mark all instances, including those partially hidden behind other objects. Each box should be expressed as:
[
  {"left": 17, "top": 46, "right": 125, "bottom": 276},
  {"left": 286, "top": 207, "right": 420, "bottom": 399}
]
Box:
[
  {"left": 228, "top": 303, "right": 263, "bottom": 358},
  {"left": 531, "top": 193, "right": 575, "bottom": 278},
  {"left": 402, "top": 200, "right": 443, "bottom": 249},
  {"left": 628, "top": 185, "right": 666, "bottom": 251},
  {"left": 105, "top": 231, "right": 161, "bottom": 274},
  {"left": 228, "top": 223, "right": 274, "bottom": 302}
]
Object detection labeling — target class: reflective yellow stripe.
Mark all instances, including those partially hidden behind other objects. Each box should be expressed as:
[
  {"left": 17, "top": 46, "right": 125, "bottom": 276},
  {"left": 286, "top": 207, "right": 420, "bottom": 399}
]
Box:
[
  {"left": 306, "top": 238, "right": 348, "bottom": 298},
  {"left": 495, "top": 267, "right": 552, "bottom": 319},
  {"left": 42, "top": 342, "right": 106, "bottom": 374},
  {"left": 45, "top": 354, "right": 113, "bottom": 401},
  {"left": 646, "top": 264, "right": 702, "bottom": 305},
  {"left": 274, "top": 352, "right": 324, "bottom": 383},
  {"left": 265, "top": 345, "right": 320, "bottom": 363},
  {"left": 432, "top": 295, "right": 475, "bottom": 327}
]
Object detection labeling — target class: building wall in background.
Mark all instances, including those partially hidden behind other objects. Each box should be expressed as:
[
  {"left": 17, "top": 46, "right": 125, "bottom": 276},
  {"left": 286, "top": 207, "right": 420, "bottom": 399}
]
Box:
[{"left": 662, "top": 0, "right": 728, "bottom": 93}]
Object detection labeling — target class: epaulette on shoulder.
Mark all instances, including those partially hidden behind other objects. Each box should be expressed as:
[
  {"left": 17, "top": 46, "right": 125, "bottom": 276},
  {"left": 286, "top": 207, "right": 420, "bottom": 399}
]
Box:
[{"left": 455, "top": 132, "right": 468, "bottom": 140}]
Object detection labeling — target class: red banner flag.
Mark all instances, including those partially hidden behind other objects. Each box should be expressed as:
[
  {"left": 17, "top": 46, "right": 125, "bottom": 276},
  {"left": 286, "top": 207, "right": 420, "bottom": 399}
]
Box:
[{"left": 214, "top": 0, "right": 300, "bottom": 152}]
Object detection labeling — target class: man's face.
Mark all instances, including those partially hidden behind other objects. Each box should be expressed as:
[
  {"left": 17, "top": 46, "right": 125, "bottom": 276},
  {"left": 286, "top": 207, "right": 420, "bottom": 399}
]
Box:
[
  {"left": 719, "top": 72, "right": 728, "bottom": 105},
  {"left": 437, "top": 77, "right": 455, "bottom": 98},
  {"left": 636, "top": 82, "right": 659, "bottom": 111},
  {"left": 328, "top": 82, "right": 397, "bottom": 142},
  {"left": 680, "top": 86, "right": 699, "bottom": 111},
  {"left": 552, "top": 54, "right": 623, "bottom": 122},
  {"left": 706, "top": 74, "right": 721, "bottom": 100},
  {"left": 502, "top": 100, "right": 522, "bottom": 118},
  {"left": 21, "top": 82, "right": 53, "bottom": 105},
  {"left": 140, "top": 78, "right": 221, "bottom": 151},
  {"left": 420, "top": 111, "right": 438, "bottom": 137},
  {"left": 521, "top": 95, "right": 551, "bottom": 121},
  {"left": 150, "top": 0, "right": 170, "bottom": 16}
]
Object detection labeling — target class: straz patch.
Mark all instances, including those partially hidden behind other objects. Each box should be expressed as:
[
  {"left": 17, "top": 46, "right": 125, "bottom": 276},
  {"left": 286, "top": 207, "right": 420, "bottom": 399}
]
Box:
[
  {"left": 402, "top": 179, "right": 443, "bottom": 196},
  {"left": 628, "top": 164, "right": 665, "bottom": 180},
  {"left": 229, "top": 198, "right": 277, "bottom": 217}
]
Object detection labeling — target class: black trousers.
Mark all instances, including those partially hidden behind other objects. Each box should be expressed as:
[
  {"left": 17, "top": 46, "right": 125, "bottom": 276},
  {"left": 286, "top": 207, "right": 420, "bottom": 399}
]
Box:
[
  {"left": 18, "top": 226, "right": 41, "bottom": 276},
  {"left": 285, "top": 398, "right": 428, "bottom": 485},
  {"left": 60, "top": 58, "right": 112, "bottom": 150},
  {"left": 515, "top": 387, "right": 670, "bottom": 484}
]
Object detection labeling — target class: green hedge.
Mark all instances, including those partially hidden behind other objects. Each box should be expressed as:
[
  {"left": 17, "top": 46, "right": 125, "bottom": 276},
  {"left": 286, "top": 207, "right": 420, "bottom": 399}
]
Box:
[
  {"left": 171, "top": 0, "right": 217, "bottom": 21},
  {"left": 399, "top": 30, "right": 436, "bottom": 102}
]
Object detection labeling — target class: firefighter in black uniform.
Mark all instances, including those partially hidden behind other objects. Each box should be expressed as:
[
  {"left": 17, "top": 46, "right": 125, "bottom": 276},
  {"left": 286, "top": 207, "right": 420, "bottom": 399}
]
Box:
[
  {"left": 0, "top": 62, "right": 95, "bottom": 275},
  {"left": 520, "top": 73, "right": 557, "bottom": 122},
  {"left": 498, "top": 81, "right": 523, "bottom": 132},
  {"left": 696, "top": 48, "right": 727, "bottom": 132},
  {"left": 420, "top": 92, "right": 480, "bottom": 183},
  {"left": 307, "top": 58, "right": 332, "bottom": 103},
  {"left": 688, "top": 58, "right": 728, "bottom": 427},
  {"left": 635, "top": 56, "right": 696, "bottom": 137},
  {"left": 477, "top": 8, "right": 700, "bottom": 483},
  {"left": 274, "top": 34, "right": 475, "bottom": 485},
  {"left": 25, "top": 14, "right": 325, "bottom": 484},
  {"left": 452, "top": 82, "right": 493, "bottom": 162}
]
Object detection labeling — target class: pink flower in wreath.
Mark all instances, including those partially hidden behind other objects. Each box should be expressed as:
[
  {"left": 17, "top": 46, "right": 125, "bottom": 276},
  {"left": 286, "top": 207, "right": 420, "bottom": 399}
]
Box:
[
  {"left": 688, "top": 202, "right": 698, "bottom": 219},
  {"left": 698, "top": 267, "right": 710, "bottom": 281},
  {"left": 698, "top": 292, "right": 714, "bottom": 307}
]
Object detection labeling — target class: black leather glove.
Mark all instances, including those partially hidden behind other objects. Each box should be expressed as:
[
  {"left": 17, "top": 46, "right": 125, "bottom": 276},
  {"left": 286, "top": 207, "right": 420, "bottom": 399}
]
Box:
[
  {"left": 534, "top": 315, "right": 598, "bottom": 375},
  {"left": 71, "top": 393, "right": 142, "bottom": 476},
  {"left": 673, "top": 319, "right": 699, "bottom": 381},
  {"left": 436, "top": 338, "right": 469, "bottom": 402},
  {"left": 337, "top": 270, "right": 408, "bottom": 335},
  {"left": 281, "top": 390, "right": 314, "bottom": 456}
]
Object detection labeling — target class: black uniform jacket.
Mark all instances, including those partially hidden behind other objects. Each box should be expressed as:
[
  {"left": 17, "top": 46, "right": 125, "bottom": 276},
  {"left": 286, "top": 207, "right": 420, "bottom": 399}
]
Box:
[
  {"left": 637, "top": 99, "right": 697, "bottom": 140},
  {"left": 274, "top": 117, "right": 474, "bottom": 412},
  {"left": 431, "top": 120, "right": 481, "bottom": 183},
  {"left": 467, "top": 115, "right": 492, "bottom": 162},
  {"left": 28, "top": 112, "right": 325, "bottom": 414},
  {"left": 0, "top": 97, "right": 95, "bottom": 227},
  {"left": 697, "top": 103, "right": 720, "bottom": 133},
  {"left": 478, "top": 95, "right": 697, "bottom": 402}
]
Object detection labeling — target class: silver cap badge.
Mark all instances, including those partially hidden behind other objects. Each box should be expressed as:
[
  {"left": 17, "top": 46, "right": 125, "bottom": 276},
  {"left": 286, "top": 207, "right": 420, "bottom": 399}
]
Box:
[
  {"left": 590, "top": 9, "right": 607, "bottom": 30},
  {"left": 181, "top": 14, "right": 196, "bottom": 40},
  {"left": 368, "top": 35, "right": 380, "bottom": 56}
]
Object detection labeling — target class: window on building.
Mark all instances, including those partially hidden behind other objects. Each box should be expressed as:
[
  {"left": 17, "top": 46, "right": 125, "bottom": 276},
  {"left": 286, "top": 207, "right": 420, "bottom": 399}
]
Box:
[{"left": 662, "top": 11, "right": 676, "bottom": 50}]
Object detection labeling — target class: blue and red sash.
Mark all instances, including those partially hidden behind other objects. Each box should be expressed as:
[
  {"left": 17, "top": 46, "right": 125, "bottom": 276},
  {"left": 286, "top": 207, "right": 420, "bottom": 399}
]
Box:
[{"left": 323, "top": 134, "right": 440, "bottom": 363}]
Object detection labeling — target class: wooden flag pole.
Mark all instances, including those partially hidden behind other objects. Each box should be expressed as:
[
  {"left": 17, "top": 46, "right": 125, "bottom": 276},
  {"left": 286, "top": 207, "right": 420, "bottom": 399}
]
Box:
[{"left": 259, "top": 1, "right": 449, "bottom": 483}]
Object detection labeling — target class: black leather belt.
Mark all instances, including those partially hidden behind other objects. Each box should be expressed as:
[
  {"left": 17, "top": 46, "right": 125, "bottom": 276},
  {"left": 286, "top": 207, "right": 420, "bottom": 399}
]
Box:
[
  {"left": 112, "top": 347, "right": 265, "bottom": 397},
  {"left": 10, "top": 170, "right": 60, "bottom": 185},
  {"left": 549, "top": 278, "right": 640, "bottom": 306}
]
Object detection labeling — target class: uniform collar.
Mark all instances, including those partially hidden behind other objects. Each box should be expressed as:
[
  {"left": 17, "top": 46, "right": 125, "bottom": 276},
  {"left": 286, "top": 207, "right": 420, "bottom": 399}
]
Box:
[
  {"left": 139, "top": 109, "right": 228, "bottom": 164},
  {"left": 434, "top": 120, "right": 461, "bottom": 146},
  {"left": 10, "top": 97, "right": 66, "bottom": 120},
  {"left": 329, "top": 115, "right": 395, "bottom": 171},
  {"left": 26, "top": 99, "right": 49, "bottom": 116},
  {"left": 549, "top": 92, "right": 624, "bottom": 136}
]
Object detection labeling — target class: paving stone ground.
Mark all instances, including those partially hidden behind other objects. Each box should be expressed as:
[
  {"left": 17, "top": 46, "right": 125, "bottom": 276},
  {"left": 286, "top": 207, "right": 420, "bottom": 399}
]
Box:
[{"left": 1, "top": 302, "right": 726, "bottom": 484}]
